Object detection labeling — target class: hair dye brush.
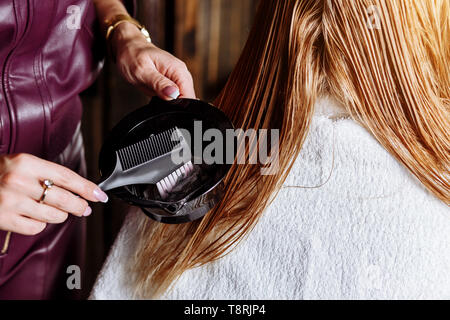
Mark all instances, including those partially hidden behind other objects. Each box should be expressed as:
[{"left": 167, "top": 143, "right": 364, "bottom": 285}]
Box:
[
  {"left": 98, "top": 97, "right": 235, "bottom": 224},
  {"left": 98, "top": 127, "right": 193, "bottom": 197}
]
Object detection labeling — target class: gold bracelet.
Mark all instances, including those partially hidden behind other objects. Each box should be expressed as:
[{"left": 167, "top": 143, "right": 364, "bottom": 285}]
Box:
[{"left": 105, "top": 14, "right": 152, "bottom": 43}]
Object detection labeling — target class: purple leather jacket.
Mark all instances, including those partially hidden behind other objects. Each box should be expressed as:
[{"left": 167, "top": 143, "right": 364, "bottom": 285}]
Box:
[{"left": 0, "top": 0, "right": 134, "bottom": 299}]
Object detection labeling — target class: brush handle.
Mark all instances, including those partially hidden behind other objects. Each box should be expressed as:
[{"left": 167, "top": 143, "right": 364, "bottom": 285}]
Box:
[{"left": 99, "top": 151, "right": 190, "bottom": 192}]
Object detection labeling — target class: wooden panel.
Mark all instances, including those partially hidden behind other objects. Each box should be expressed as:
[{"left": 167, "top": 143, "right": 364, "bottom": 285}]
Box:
[{"left": 173, "top": 0, "right": 257, "bottom": 100}]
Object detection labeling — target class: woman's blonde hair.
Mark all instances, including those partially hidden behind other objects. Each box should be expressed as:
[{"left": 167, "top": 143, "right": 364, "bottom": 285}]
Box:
[{"left": 131, "top": 0, "right": 449, "bottom": 298}]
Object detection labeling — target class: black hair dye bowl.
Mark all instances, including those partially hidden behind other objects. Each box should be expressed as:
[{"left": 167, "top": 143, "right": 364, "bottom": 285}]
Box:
[{"left": 98, "top": 97, "right": 235, "bottom": 224}]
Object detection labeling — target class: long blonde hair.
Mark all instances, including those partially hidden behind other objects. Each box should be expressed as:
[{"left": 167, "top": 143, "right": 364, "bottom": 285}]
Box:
[{"left": 131, "top": 0, "right": 449, "bottom": 298}]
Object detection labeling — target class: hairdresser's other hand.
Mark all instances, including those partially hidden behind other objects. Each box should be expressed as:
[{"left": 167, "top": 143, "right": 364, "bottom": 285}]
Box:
[
  {"left": 111, "top": 22, "right": 196, "bottom": 100},
  {"left": 0, "top": 154, "right": 109, "bottom": 236}
]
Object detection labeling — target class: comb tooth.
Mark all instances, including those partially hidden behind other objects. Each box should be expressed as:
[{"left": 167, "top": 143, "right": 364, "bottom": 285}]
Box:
[
  {"left": 160, "top": 132, "right": 168, "bottom": 152},
  {"left": 131, "top": 144, "right": 139, "bottom": 165},
  {"left": 169, "top": 131, "right": 176, "bottom": 150},
  {"left": 164, "top": 131, "right": 172, "bottom": 151},
  {"left": 158, "top": 134, "right": 165, "bottom": 155},
  {"left": 149, "top": 135, "right": 157, "bottom": 156},
  {"left": 140, "top": 142, "right": 148, "bottom": 162},
  {"left": 127, "top": 146, "right": 136, "bottom": 169},
  {"left": 164, "top": 129, "right": 171, "bottom": 143},
  {"left": 137, "top": 142, "right": 145, "bottom": 163},
  {"left": 144, "top": 139, "right": 153, "bottom": 160},
  {"left": 162, "top": 130, "right": 169, "bottom": 147},
  {"left": 120, "top": 147, "right": 130, "bottom": 170},
  {"left": 117, "top": 149, "right": 124, "bottom": 167},
  {"left": 136, "top": 143, "right": 144, "bottom": 164},
  {"left": 161, "top": 133, "right": 169, "bottom": 153},
  {"left": 180, "top": 166, "right": 186, "bottom": 176},
  {"left": 123, "top": 145, "right": 132, "bottom": 169},
  {"left": 117, "top": 149, "right": 125, "bottom": 169},
  {"left": 145, "top": 137, "right": 153, "bottom": 160},
  {"left": 155, "top": 134, "right": 163, "bottom": 157},
  {"left": 121, "top": 148, "right": 129, "bottom": 170},
  {"left": 130, "top": 144, "right": 138, "bottom": 168},
  {"left": 161, "top": 132, "right": 173, "bottom": 152},
  {"left": 175, "top": 169, "right": 183, "bottom": 177}
]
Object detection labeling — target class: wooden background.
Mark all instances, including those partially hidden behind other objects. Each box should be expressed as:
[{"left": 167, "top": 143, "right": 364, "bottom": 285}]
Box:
[{"left": 80, "top": 0, "right": 257, "bottom": 297}]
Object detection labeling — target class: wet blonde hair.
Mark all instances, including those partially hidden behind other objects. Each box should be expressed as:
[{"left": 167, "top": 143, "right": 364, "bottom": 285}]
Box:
[{"left": 131, "top": 0, "right": 449, "bottom": 298}]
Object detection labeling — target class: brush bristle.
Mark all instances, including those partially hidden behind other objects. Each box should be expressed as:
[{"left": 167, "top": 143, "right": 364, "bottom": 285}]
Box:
[{"left": 156, "top": 161, "right": 195, "bottom": 199}]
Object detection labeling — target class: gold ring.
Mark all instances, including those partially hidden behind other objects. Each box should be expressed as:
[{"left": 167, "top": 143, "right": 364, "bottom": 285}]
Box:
[{"left": 39, "top": 179, "right": 54, "bottom": 203}]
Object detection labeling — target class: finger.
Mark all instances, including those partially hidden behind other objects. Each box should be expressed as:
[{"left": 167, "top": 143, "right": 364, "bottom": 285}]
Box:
[
  {"left": 20, "top": 155, "right": 108, "bottom": 203},
  {"left": 42, "top": 185, "right": 91, "bottom": 217},
  {"left": 135, "top": 83, "right": 157, "bottom": 98},
  {"left": 20, "top": 197, "right": 69, "bottom": 224},
  {"left": 7, "top": 215, "right": 47, "bottom": 236},
  {"left": 20, "top": 178, "right": 91, "bottom": 217},
  {"left": 168, "top": 67, "right": 196, "bottom": 99},
  {"left": 141, "top": 68, "right": 180, "bottom": 101}
]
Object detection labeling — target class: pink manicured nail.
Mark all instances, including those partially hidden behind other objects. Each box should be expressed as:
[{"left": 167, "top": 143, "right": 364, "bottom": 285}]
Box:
[
  {"left": 83, "top": 207, "right": 92, "bottom": 217},
  {"left": 94, "top": 188, "right": 109, "bottom": 203},
  {"left": 162, "top": 86, "right": 180, "bottom": 100}
]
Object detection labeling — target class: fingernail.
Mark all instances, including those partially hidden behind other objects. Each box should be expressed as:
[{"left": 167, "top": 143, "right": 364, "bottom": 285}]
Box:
[
  {"left": 83, "top": 207, "right": 92, "bottom": 217},
  {"left": 94, "top": 188, "right": 109, "bottom": 203},
  {"left": 162, "top": 86, "right": 180, "bottom": 100}
]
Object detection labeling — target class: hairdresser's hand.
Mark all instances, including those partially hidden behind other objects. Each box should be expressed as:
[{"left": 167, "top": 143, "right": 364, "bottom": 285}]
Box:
[
  {"left": 111, "top": 22, "right": 196, "bottom": 100},
  {"left": 0, "top": 154, "right": 109, "bottom": 236}
]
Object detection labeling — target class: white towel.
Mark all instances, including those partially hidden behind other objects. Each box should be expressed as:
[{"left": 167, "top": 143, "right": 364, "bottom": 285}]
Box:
[{"left": 90, "top": 96, "right": 450, "bottom": 300}]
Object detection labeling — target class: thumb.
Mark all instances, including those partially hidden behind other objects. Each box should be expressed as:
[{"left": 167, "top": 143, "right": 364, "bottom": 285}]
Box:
[{"left": 143, "top": 69, "right": 180, "bottom": 100}]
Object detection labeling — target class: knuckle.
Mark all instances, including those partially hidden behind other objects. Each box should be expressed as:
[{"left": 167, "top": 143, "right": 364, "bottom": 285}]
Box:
[
  {"left": 0, "top": 172, "right": 21, "bottom": 187},
  {"left": 56, "top": 192, "right": 72, "bottom": 207},
  {"left": 57, "top": 168, "right": 74, "bottom": 186},
  {"left": 54, "top": 211, "right": 68, "bottom": 223},
  {"left": 73, "top": 200, "right": 89, "bottom": 216},
  {"left": 81, "top": 183, "right": 94, "bottom": 199},
  {"left": 46, "top": 209, "right": 67, "bottom": 224},
  {"left": 173, "top": 58, "right": 187, "bottom": 69},
  {"left": 135, "top": 52, "right": 150, "bottom": 71},
  {"left": 131, "top": 63, "right": 143, "bottom": 78},
  {"left": 11, "top": 153, "right": 31, "bottom": 168},
  {"left": 25, "top": 222, "right": 46, "bottom": 236},
  {"left": 64, "top": 196, "right": 87, "bottom": 216},
  {"left": 0, "top": 191, "right": 17, "bottom": 208}
]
